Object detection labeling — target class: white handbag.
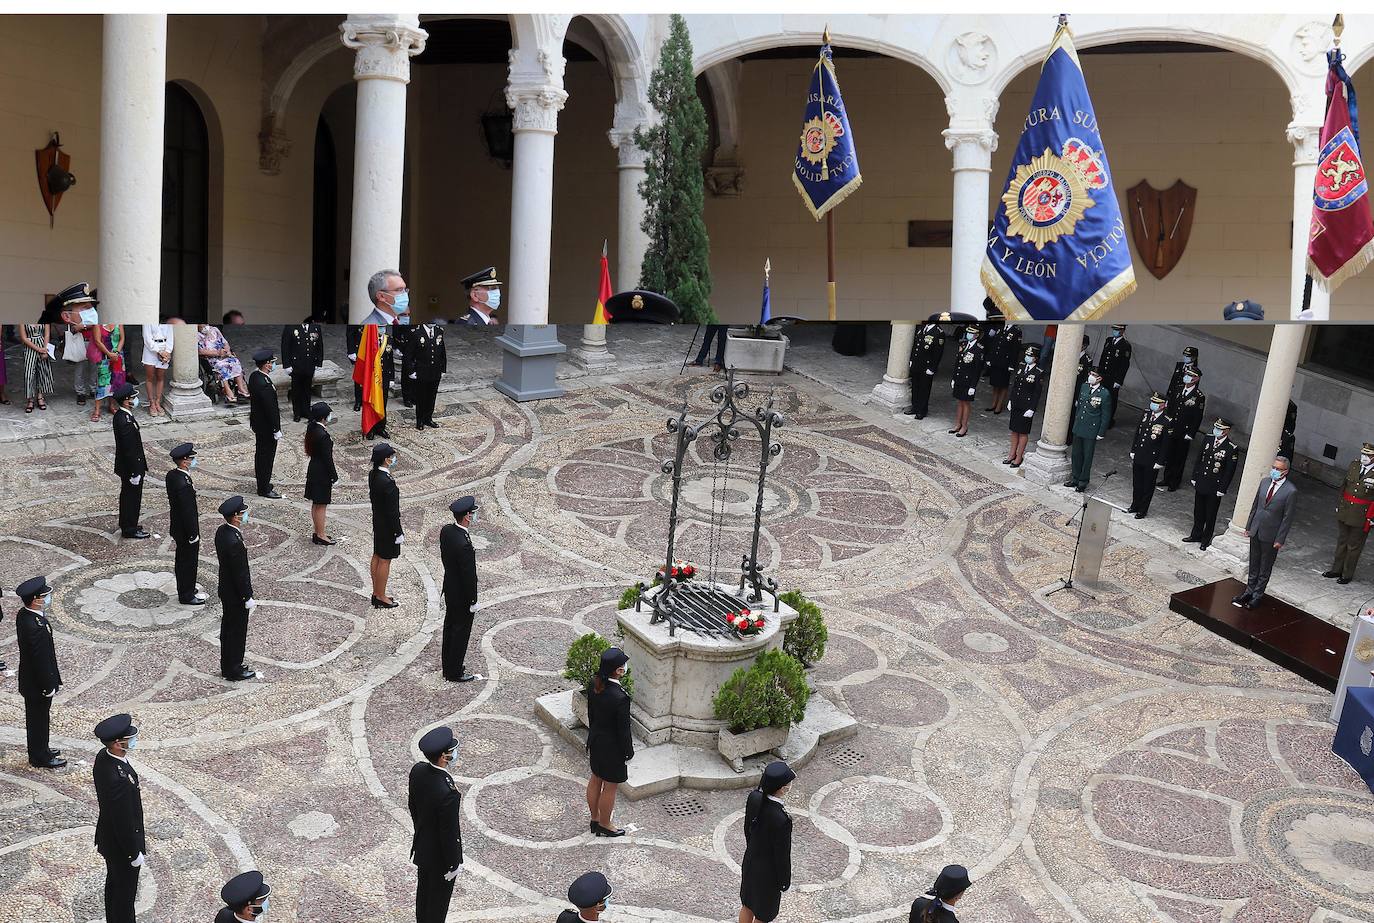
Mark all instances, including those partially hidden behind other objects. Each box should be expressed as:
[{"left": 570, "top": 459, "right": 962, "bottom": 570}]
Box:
[{"left": 63, "top": 327, "right": 87, "bottom": 362}]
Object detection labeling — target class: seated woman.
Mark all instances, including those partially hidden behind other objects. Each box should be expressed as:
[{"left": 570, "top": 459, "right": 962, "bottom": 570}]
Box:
[{"left": 197, "top": 324, "right": 249, "bottom": 403}]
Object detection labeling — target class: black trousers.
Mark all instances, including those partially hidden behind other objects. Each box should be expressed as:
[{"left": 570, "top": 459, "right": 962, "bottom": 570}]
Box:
[
  {"left": 289, "top": 367, "right": 315, "bottom": 420},
  {"left": 103, "top": 855, "right": 140, "bottom": 923},
  {"left": 695, "top": 325, "right": 727, "bottom": 365},
  {"left": 415, "top": 380, "right": 439, "bottom": 427},
  {"left": 220, "top": 600, "right": 249, "bottom": 676},
  {"left": 1131, "top": 463, "right": 1158, "bottom": 514},
  {"left": 24, "top": 692, "right": 52, "bottom": 762},
  {"left": 442, "top": 605, "right": 475, "bottom": 678},
  {"left": 174, "top": 538, "right": 200, "bottom": 601},
  {"left": 118, "top": 476, "right": 143, "bottom": 535},
  {"left": 254, "top": 431, "right": 277, "bottom": 494},
  {"left": 1162, "top": 435, "right": 1192, "bottom": 490},
  {"left": 1107, "top": 383, "right": 1123, "bottom": 427},
  {"left": 401, "top": 362, "right": 417, "bottom": 405},
  {"left": 909, "top": 370, "right": 935, "bottom": 415},
  {"left": 353, "top": 380, "right": 363, "bottom": 410},
  {"left": 415, "top": 866, "right": 455, "bottom": 923},
  {"left": 1192, "top": 490, "right": 1223, "bottom": 546}
]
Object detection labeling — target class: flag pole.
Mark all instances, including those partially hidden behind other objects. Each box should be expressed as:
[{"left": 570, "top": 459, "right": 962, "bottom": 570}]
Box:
[{"left": 822, "top": 26, "right": 837, "bottom": 322}]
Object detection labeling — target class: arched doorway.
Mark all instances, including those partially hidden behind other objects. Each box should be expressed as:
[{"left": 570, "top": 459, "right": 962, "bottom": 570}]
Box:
[
  {"left": 311, "top": 116, "right": 338, "bottom": 322},
  {"left": 161, "top": 82, "right": 210, "bottom": 323}
]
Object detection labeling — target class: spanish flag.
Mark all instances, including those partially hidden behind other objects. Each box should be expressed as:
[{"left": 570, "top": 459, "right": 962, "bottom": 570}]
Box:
[
  {"left": 593, "top": 240, "right": 612, "bottom": 324},
  {"left": 351, "top": 324, "right": 387, "bottom": 434}
]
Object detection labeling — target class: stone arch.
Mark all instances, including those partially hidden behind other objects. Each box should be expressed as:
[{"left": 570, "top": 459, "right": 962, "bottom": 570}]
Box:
[
  {"left": 164, "top": 78, "right": 225, "bottom": 322},
  {"left": 574, "top": 12, "right": 648, "bottom": 108}
]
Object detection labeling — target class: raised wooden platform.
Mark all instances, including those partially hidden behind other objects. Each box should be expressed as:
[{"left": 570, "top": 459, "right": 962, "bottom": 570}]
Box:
[{"left": 1168, "top": 578, "right": 1347, "bottom": 691}]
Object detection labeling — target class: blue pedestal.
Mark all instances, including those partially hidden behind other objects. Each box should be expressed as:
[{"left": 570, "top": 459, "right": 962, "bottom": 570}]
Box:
[{"left": 1332, "top": 685, "right": 1374, "bottom": 794}]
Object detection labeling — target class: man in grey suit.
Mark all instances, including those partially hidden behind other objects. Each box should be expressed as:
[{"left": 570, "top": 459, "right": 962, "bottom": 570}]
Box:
[{"left": 1234, "top": 455, "right": 1296, "bottom": 610}]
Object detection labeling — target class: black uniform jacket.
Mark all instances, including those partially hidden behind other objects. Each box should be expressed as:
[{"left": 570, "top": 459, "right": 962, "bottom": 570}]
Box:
[
  {"left": 1192, "top": 435, "right": 1240, "bottom": 494},
  {"left": 439, "top": 524, "right": 477, "bottom": 608},
  {"left": 408, "top": 761, "right": 462, "bottom": 870},
  {"left": 94, "top": 748, "right": 145, "bottom": 861},
  {"left": 112, "top": 410, "right": 147, "bottom": 477},
  {"left": 1131, "top": 411, "right": 1174, "bottom": 467},
  {"left": 248, "top": 369, "right": 280, "bottom": 435},
  {"left": 586, "top": 682, "right": 634, "bottom": 762},
  {"left": 281, "top": 323, "right": 324, "bottom": 371},
  {"left": 17, "top": 607, "right": 61, "bottom": 696},
  {"left": 369, "top": 469, "right": 403, "bottom": 544},
  {"left": 166, "top": 468, "right": 199, "bottom": 542},
  {"left": 740, "top": 789, "right": 793, "bottom": 908},
  {"left": 215, "top": 524, "right": 253, "bottom": 603}
]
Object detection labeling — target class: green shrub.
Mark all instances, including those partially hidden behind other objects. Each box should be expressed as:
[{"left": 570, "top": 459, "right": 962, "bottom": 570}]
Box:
[
  {"left": 712, "top": 648, "right": 810, "bottom": 733},
  {"left": 779, "top": 590, "right": 828, "bottom": 667},
  {"left": 563, "top": 631, "right": 634, "bottom": 696},
  {"left": 616, "top": 575, "right": 662, "bottom": 610}
]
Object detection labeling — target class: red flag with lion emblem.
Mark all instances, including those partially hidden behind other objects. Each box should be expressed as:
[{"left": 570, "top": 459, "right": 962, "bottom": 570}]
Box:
[{"left": 1308, "top": 49, "right": 1374, "bottom": 291}]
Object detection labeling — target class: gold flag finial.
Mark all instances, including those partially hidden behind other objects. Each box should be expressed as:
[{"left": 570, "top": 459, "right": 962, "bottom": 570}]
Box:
[
  {"left": 1333, "top": 13, "right": 1345, "bottom": 45},
  {"left": 822, "top": 25, "right": 831, "bottom": 45},
  {"left": 1057, "top": 12, "right": 1068, "bottom": 26},
  {"left": 765, "top": 257, "right": 771, "bottom": 278}
]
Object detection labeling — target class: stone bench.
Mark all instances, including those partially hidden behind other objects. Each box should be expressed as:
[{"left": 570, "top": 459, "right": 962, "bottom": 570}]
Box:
[{"left": 266, "top": 359, "right": 346, "bottom": 402}]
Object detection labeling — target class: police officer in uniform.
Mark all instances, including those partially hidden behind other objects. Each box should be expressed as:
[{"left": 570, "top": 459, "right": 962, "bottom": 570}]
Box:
[
  {"left": 1126, "top": 392, "right": 1172, "bottom": 519},
  {"left": 215, "top": 496, "right": 257, "bottom": 681},
  {"left": 909, "top": 865, "right": 972, "bottom": 923},
  {"left": 394, "top": 323, "right": 417, "bottom": 409},
  {"left": 111, "top": 383, "right": 151, "bottom": 539},
  {"left": 16, "top": 576, "right": 64, "bottom": 768},
  {"left": 1162, "top": 365, "right": 1206, "bottom": 492},
  {"left": 440, "top": 497, "right": 479, "bottom": 682},
  {"left": 1281, "top": 399, "right": 1298, "bottom": 463},
  {"left": 1068, "top": 335, "right": 1094, "bottom": 432},
  {"left": 949, "top": 325, "right": 984, "bottom": 438},
  {"left": 410, "top": 726, "right": 463, "bottom": 923},
  {"left": 738, "top": 760, "right": 795, "bottom": 923},
  {"left": 1066, "top": 369, "right": 1112, "bottom": 492},
  {"left": 558, "top": 872, "right": 613, "bottom": 923},
  {"left": 1324, "top": 441, "right": 1374, "bottom": 584},
  {"left": 1184, "top": 417, "right": 1240, "bottom": 551},
  {"left": 93, "top": 713, "right": 145, "bottom": 923},
  {"left": 985, "top": 323, "right": 1021, "bottom": 414},
  {"left": 1005, "top": 343, "right": 1043, "bottom": 468},
  {"left": 460, "top": 267, "right": 502, "bottom": 326},
  {"left": 248, "top": 349, "right": 282, "bottom": 499},
  {"left": 904, "top": 322, "right": 945, "bottom": 419},
  {"left": 408, "top": 321, "right": 447, "bottom": 429},
  {"left": 217, "top": 870, "right": 271, "bottom": 923},
  {"left": 281, "top": 316, "right": 323, "bottom": 422},
  {"left": 1097, "top": 324, "right": 1132, "bottom": 428},
  {"left": 166, "top": 443, "right": 208, "bottom": 605},
  {"left": 1166, "top": 345, "right": 1201, "bottom": 404}
]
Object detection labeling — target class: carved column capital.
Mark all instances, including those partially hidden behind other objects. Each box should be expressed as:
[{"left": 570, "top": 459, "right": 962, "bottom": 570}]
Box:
[
  {"left": 1286, "top": 122, "right": 1323, "bottom": 165},
  {"left": 943, "top": 127, "right": 999, "bottom": 171},
  {"left": 339, "top": 17, "right": 427, "bottom": 84},
  {"left": 507, "top": 83, "right": 568, "bottom": 134}
]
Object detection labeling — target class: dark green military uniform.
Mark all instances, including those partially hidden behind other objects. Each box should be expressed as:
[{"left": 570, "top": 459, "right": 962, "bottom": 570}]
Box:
[
  {"left": 1067, "top": 380, "right": 1112, "bottom": 491},
  {"left": 1326, "top": 446, "right": 1374, "bottom": 583}
]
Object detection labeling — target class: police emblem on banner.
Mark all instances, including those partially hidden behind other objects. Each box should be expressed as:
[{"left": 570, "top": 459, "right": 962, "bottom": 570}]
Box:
[
  {"left": 1003, "top": 143, "right": 1101, "bottom": 249},
  {"left": 1314, "top": 126, "right": 1367, "bottom": 213}
]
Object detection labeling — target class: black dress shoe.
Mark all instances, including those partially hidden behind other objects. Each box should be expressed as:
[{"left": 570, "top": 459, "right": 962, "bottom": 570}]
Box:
[
  {"left": 293, "top": 415, "right": 302, "bottom": 423},
  {"left": 376, "top": 429, "right": 391, "bottom": 440},
  {"left": 948, "top": 429, "right": 958, "bottom": 434},
  {"left": 1231, "top": 593, "right": 1250, "bottom": 607},
  {"left": 1323, "top": 570, "right": 1341, "bottom": 578},
  {"left": 1134, "top": 512, "right": 1146, "bottom": 520},
  {"left": 955, "top": 432, "right": 967, "bottom": 438},
  {"left": 902, "top": 408, "right": 918, "bottom": 416},
  {"left": 914, "top": 414, "right": 925, "bottom": 420},
  {"left": 425, "top": 421, "right": 440, "bottom": 429},
  {"left": 1010, "top": 461, "right": 1022, "bottom": 469},
  {"left": 258, "top": 488, "right": 282, "bottom": 499},
  {"left": 1074, "top": 485, "right": 1085, "bottom": 493},
  {"left": 1062, "top": 479, "right": 1076, "bottom": 488},
  {"left": 312, "top": 535, "right": 337, "bottom": 546},
  {"left": 590, "top": 819, "right": 598, "bottom": 832},
  {"left": 1338, "top": 577, "right": 1353, "bottom": 585},
  {"left": 1125, "top": 507, "right": 1137, "bottom": 514},
  {"left": 371, "top": 595, "right": 399, "bottom": 609},
  {"left": 30, "top": 755, "right": 67, "bottom": 768},
  {"left": 123, "top": 529, "right": 152, "bottom": 539},
  {"left": 1244, "top": 596, "right": 1263, "bottom": 609},
  {"left": 1181, "top": 535, "right": 1200, "bottom": 544},
  {"left": 455, "top": 671, "right": 477, "bottom": 682},
  {"left": 593, "top": 823, "right": 626, "bottom": 837}
]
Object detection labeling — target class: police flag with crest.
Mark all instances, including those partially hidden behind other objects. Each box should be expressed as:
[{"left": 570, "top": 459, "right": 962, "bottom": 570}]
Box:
[
  {"left": 792, "top": 33, "right": 862, "bottom": 219},
  {"left": 982, "top": 18, "right": 1136, "bottom": 321}
]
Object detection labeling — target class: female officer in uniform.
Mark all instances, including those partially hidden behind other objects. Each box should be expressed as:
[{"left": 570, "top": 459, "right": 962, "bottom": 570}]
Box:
[
  {"left": 304, "top": 402, "right": 338, "bottom": 546},
  {"left": 739, "top": 760, "right": 795, "bottom": 923},
  {"left": 1005, "top": 343, "right": 1042, "bottom": 469},
  {"left": 910, "top": 865, "right": 971, "bottom": 923},
  {"left": 585, "top": 647, "right": 633, "bottom": 837},
  {"left": 949, "top": 325, "right": 985, "bottom": 438},
  {"left": 368, "top": 442, "right": 402, "bottom": 608}
]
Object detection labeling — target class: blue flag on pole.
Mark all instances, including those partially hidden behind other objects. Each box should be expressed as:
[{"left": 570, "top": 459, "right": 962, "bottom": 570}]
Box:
[
  {"left": 760, "top": 259, "right": 772, "bottom": 324},
  {"left": 981, "top": 23, "right": 1136, "bottom": 321},
  {"left": 792, "top": 39, "right": 862, "bottom": 219}
]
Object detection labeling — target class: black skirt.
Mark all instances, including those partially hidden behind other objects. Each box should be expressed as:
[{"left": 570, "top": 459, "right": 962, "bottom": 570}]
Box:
[
  {"left": 374, "top": 536, "right": 400, "bottom": 560},
  {"left": 304, "top": 457, "right": 333, "bottom": 505},
  {"left": 988, "top": 364, "right": 1012, "bottom": 389},
  {"left": 588, "top": 745, "right": 628, "bottom": 785},
  {"left": 1009, "top": 411, "right": 1034, "bottom": 435}
]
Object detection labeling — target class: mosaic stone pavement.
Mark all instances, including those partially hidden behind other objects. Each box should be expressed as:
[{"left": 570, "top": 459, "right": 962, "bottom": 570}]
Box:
[{"left": 0, "top": 370, "right": 1371, "bottom": 923}]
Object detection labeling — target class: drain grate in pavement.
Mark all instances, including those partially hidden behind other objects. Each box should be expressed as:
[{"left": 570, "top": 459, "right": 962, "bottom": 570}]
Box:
[
  {"left": 825, "top": 746, "right": 865, "bottom": 769},
  {"left": 662, "top": 797, "right": 705, "bottom": 818}
]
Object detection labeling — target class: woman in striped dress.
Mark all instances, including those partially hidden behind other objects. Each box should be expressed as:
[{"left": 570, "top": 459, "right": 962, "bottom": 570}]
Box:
[{"left": 19, "top": 323, "right": 54, "bottom": 412}]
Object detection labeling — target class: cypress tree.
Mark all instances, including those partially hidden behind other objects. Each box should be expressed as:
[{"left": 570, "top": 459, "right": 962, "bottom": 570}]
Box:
[{"left": 635, "top": 14, "right": 715, "bottom": 324}]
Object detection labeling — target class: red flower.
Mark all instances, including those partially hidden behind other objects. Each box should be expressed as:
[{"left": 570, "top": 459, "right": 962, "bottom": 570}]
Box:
[{"left": 753, "top": 619, "right": 764, "bottom": 629}]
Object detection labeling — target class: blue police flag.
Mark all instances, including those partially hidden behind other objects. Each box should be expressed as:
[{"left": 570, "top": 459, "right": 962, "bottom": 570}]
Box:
[
  {"left": 981, "top": 22, "right": 1136, "bottom": 321},
  {"left": 792, "top": 38, "right": 862, "bottom": 219}
]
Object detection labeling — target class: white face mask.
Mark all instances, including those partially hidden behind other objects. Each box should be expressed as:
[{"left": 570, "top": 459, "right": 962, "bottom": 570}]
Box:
[
  {"left": 485, "top": 289, "right": 501, "bottom": 310},
  {"left": 326, "top": 413, "right": 336, "bottom": 424},
  {"left": 1363, "top": 454, "right": 1373, "bottom": 466}
]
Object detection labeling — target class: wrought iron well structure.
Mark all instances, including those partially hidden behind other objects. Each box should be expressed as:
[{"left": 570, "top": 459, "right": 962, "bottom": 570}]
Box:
[{"left": 636, "top": 371, "right": 784, "bottom": 637}]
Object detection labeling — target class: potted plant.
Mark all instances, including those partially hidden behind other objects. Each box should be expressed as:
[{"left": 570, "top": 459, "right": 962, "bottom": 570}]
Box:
[
  {"left": 779, "top": 590, "right": 828, "bottom": 667},
  {"left": 564, "top": 632, "right": 634, "bottom": 727},
  {"left": 712, "top": 648, "right": 810, "bottom": 771}
]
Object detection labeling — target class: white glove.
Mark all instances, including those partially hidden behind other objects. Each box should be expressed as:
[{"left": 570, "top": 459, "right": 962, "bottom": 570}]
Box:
[
  {"left": 273, "top": 431, "right": 282, "bottom": 441},
  {"left": 1190, "top": 480, "right": 1196, "bottom": 487},
  {"left": 925, "top": 369, "right": 934, "bottom": 376},
  {"left": 1153, "top": 463, "right": 1163, "bottom": 470},
  {"left": 1184, "top": 434, "right": 1193, "bottom": 441},
  {"left": 129, "top": 475, "right": 141, "bottom": 486},
  {"left": 348, "top": 353, "right": 357, "bottom": 362},
  {"left": 1023, "top": 410, "right": 1033, "bottom": 418},
  {"left": 393, "top": 349, "right": 403, "bottom": 358},
  {"left": 443, "top": 865, "right": 461, "bottom": 881},
  {"left": 1216, "top": 491, "right": 1224, "bottom": 497},
  {"left": 409, "top": 372, "right": 417, "bottom": 380},
  {"left": 131, "top": 852, "right": 145, "bottom": 868},
  {"left": 967, "top": 388, "right": 975, "bottom": 397},
  {"left": 43, "top": 689, "right": 55, "bottom": 697},
  {"left": 396, "top": 534, "right": 405, "bottom": 545},
  {"left": 245, "top": 598, "right": 257, "bottom": 609},
  {"left": 189, "top": 536, "right": 199, "bottom": 545},
  {"left": 1129, "top": 453, "right": 1134, "bottom": 460},
  {"left": 283, "top": 367, "right": 292, "bottom": 375}
]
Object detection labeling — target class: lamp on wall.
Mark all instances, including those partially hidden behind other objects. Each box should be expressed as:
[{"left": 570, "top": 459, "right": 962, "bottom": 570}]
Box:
[{"left": 480, "top": 105, "right": 514, "bottom": 167}]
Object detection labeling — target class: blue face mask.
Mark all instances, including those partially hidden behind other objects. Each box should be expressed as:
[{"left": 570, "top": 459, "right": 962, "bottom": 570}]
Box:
[
  {"left": 485, "top": 289, "right": 501, "bottom": 310},
  {"left": 1270, "top": 467, "right": 1284, "bottom": 481},
  {"left": 130, "top": 397, "right": 141, "bottom": 410},
  {"left": 1150, "top": 402, "right": 1163, "bottom": 412},
  {"left": 79, "top": 307, "right": 99, "bottom": 325},
  {"left": 1213, "top": 427, "right": 1224, "bottom": 438},
  {"left": 1024, "top": 355, "right": 1034, "bottom": 365},
  {"left": 240, "top": 510, "right": 250, "bottom": 525},
  {"left": 189, "top": 457, "right": 199, "bottom": 469},
  {"left": 392, "top": 291, "right": 410, "bottom": 314},
  {"left": 125, "top": 735, "right": 137, "bottom": 750}
]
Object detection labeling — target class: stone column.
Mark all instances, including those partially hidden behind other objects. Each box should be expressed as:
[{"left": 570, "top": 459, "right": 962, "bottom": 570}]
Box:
[
  {"left": 340, "top": 15, "right": 426, "bottom": 323},
  {"left": 1287, "top": 122, "right": 1332, "bottom": 320},
  {"left": 870, "top": 322, "right": 917, "bottom": 409},
  {"left": 1022, "top": 324, "right": 1082, "bottom": 485},
  {"left": 571, "top": 323, "right": 614, "bottom": 371},
  {"left": 1213, "top": 325, "right": 1305, "bottom": 558},
  {"left": 943, "top": 122, "right": 998, "bottom": 318},
  {"left": 97, "top": 14, "right": 167, "bottom": 326},
  {"left": 165, "top": 323, "right": 215, "bottom": 419},
  {"left": 609, "top": 114, "right": 651, "bottom": 292}
]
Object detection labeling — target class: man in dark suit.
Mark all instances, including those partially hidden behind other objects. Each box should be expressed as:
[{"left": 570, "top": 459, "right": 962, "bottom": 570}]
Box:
[
  {"left": 217, "top": 870, "right": 271, "bottom": 923},
  {"left": 93, "top": 713, "right": 145, "bottom": 923},
  {"left": 281, "top": 317, "right": 324, "bottom": 422},
  {"left": 409, "top": 321, "right": 447, "bottom": 429},
  {"left": 165, "top": 443, "right": 208, "bottom": 606},
  {"left": 459, "top": 267, "right": 502, "bottom": 326},
  {"left": 904, "top": 322, "right": 945, "bottom": 419},
  {"left": 1096, "top": 324, "right": 1132, "bottom": 428},
  {"left": 1185, "top": 417, "right": 1240, "bottom": 551},
  {"left": 1126, "top": 391, "right": 1172, "bottom": 520},
  {"left": 1162, "top": 365, "right": 1206, "bottom": 492},
  {"left": 16, "top": 576, "right": 65, "bottom": 768},
  {"left": 409, "top": 726, "right": 463, "bottom": 923},
  {"left": 440, "top": 497, "right": 479, "bottom": 682},
  {"left": 215, "top": 496, "right": 257, "bottom": 681},
  {"left": 1235, "top": 455, "right": 1297, "bottom": 610},
  {"left": 111, "top": 384, "right": 151, "bottom": 539},
  {"left": 1166, "top": 345, "right": 1202, "bottom": 405},
  {"left": 558, "top": 872, "right": 613, "bottom": 923},
  {"left": 247, "top": 349, "right": 282, "bottom": 499}
]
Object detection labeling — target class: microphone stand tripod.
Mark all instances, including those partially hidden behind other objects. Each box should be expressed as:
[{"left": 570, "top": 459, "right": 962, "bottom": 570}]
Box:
[{"left": 1046, "top": 470, "right": 1117, "bottom": 601}]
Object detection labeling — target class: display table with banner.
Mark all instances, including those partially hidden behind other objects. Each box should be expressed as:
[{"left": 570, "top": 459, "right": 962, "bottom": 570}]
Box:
[{"left": 1333, "top": 685, "right": 1374, "bottom": 795}]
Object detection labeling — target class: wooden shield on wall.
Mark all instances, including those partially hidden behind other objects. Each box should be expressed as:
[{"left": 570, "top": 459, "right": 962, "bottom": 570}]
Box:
[
  {"left": 35, "top": 135, "right": 73, "bottom": 225},
  {"left": 1127, "top": 180, "right": 1197, "bottom": 280}
]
